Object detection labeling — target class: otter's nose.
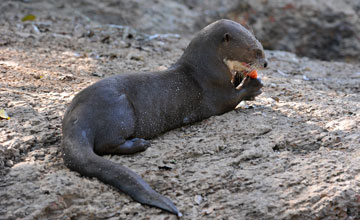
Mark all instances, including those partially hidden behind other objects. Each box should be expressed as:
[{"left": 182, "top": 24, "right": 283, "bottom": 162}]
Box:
[{"left": 263, "top": 61, "right": 268, "bottom": 68}]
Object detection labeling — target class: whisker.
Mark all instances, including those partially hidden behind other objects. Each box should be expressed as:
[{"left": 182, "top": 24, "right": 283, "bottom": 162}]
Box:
[{"left": 248, "top": 64, "right": 257, "bottom": 72}]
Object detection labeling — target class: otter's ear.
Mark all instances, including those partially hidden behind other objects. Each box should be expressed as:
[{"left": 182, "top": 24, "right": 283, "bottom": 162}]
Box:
[{"left": 223, "top": 33, "right": 231, "bottom": 42}]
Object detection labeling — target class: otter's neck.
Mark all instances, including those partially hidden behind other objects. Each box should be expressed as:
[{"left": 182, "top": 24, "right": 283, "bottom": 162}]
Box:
[{"left": 175, "top": 45, "right": 232, "bottom": 87}]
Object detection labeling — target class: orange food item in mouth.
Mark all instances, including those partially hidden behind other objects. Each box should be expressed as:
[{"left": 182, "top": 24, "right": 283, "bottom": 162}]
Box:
[
  {"left": 241, "top": 62, "right": 258, "bottom": 79},
  {"left": 247, "top": 70, "right": 258, "bottom": 79}
]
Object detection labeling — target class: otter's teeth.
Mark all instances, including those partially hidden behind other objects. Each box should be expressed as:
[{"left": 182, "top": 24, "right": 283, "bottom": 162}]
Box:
[
  {"left": 230, "top": 71, "right": 236, "bottom": 85},
  {"left": 231, "top": 71, "right": 240, "bottom": 86},
  {"left": 236, "top": 75, "right": 249, "bottom": 90}
]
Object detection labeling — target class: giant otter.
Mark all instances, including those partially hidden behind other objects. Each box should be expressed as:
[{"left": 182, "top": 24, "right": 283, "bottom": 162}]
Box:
[{"left": 62, "top": 19, "right": 267, "bottom": 216}]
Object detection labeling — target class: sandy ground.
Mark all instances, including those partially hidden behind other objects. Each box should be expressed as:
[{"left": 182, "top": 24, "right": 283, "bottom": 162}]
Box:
[{"left": 1, "top": 1, "right": 360, "bottom": 220}]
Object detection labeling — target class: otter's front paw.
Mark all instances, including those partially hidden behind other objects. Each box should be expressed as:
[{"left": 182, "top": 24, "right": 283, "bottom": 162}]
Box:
[{"left": 242, "top": 77, "right": 263, "bottom": 100}]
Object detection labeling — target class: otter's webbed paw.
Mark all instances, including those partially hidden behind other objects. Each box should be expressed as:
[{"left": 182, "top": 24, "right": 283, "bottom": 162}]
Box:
[{"left": 241, "top": 77, "right": 263, "bottom": 101}]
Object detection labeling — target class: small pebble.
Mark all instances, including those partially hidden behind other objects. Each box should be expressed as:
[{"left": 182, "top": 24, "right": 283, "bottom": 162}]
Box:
[{"left": 194, "top": 195, "right": 203, "bottom": 205}]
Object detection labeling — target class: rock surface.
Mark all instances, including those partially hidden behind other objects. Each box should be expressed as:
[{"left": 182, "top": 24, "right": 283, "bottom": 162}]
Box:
[
  {"left": 1, "top": 0, "right": 360, "bottom": 219},
  {"left": 2, "top": 0, "right": 359, "bottom": 62},
  {"left": 68, "top": 0, "right": 360, "bottom": 62},
  {"left": 225, "top": 0, "right": 360, "bottom": 62}
]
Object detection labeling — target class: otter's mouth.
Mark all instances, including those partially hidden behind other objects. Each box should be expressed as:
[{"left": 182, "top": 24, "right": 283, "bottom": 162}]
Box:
[
  {"left": 224, "top": 60, "right": 258, "bottom": 90},
  {"left": 232, "top": 71, "right": 247, "bottom": 90}
]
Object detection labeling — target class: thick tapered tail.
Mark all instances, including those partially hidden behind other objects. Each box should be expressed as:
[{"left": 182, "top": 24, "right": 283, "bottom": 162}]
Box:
[{"left": 62, "top": 133, "right": 181, "bottom": 216}]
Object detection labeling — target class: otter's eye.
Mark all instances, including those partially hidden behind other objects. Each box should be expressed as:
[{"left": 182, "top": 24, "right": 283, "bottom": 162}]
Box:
[
  {"left": 255, "top": 49, "right": 263, "bottom": 58},
  {"left": 223, "top": 33, "right": 231, "bottom": 42}
]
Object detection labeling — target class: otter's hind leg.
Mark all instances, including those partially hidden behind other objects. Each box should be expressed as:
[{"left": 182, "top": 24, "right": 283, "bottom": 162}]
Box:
[
  {"left": 92, "top": 93, "right": 150, "bottom": 156},
  {"left": 95, "top": 137, "right": 150, "bottom": 155}
]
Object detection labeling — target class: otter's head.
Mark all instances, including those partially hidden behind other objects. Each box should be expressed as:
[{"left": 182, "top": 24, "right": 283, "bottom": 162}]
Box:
[{"left": 203, "top": 19, "right": 267, "bottom": 89}]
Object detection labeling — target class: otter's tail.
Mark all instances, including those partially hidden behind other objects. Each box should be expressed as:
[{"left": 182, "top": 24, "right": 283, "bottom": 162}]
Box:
[{"left": 62, "top": 130, "right": 181, "bottom": 216}]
